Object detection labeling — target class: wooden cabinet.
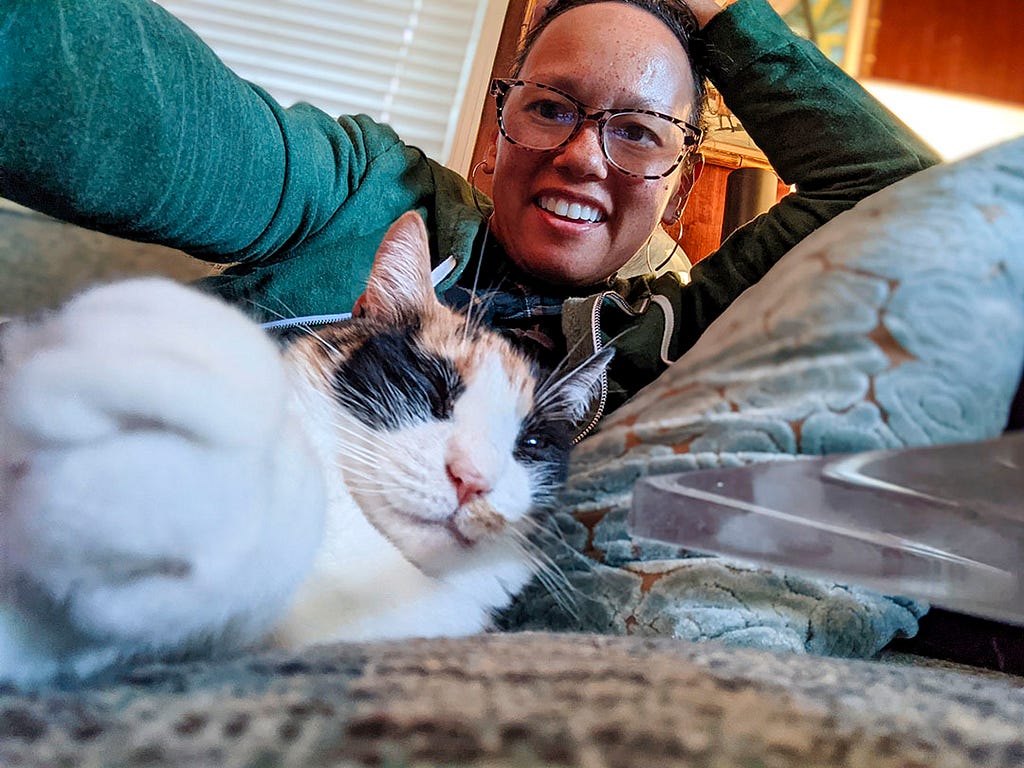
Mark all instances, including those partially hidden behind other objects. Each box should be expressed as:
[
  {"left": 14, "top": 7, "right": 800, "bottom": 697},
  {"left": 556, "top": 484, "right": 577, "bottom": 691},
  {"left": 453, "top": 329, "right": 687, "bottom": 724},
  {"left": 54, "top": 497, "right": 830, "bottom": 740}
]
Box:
[
  {"left": 863, "top": 0, "right": 1024, "bottom": 106},
  {"left": 672, "top": 147, "right": 788, "bottom": 265}
]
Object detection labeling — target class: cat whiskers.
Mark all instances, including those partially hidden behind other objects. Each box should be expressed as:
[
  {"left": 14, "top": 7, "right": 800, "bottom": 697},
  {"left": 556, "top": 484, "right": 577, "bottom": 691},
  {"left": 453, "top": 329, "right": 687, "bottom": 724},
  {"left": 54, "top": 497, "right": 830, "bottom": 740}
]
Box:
[
  {"left": 461, "top": 217, "right": 492, "bottom": 342},
  {"left": 328, "top": 422, "right": 383, "bottom": 462},
  {"left": 524, "top": 464, "right": 567, "bottom": 507},
  {"left": 506, "top": 522, "right": 583, "bottom": 621},
  {"left": 328, "top": 416, "right": 443, "bottom": 500},
  {"left": 246, "top": 298, "right": 343, "bottom": 357},
  {"left": 291, "top": 324, "right": 343, "bottom": 358},
  {"left": 332, "top": 377, "right": 419, "bottom": 426}
]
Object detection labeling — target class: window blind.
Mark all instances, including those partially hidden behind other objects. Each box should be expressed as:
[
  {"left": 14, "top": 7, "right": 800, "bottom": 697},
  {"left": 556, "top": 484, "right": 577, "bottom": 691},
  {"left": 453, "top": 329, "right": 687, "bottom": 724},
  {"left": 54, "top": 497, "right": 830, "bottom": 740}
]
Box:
[{"left": 156, "top": 0, "right": 506, "bottom": 168}]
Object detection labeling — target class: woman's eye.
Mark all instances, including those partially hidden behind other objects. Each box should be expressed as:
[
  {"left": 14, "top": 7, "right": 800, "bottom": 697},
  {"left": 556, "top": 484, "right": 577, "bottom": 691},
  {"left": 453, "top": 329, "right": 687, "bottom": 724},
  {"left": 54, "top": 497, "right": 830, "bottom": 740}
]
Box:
[
  {"left": 611, "top": 121, "right": 659, "bottom": 146},
  {"left": 527, "top": 99, "right": 576, "bottom": 125}
]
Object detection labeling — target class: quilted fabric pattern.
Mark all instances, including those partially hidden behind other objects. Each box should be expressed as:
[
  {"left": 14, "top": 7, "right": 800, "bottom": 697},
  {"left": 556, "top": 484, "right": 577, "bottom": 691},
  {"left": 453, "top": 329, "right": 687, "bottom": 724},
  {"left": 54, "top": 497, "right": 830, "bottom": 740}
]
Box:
[{"left": 501, "top": 136, "right": 1024, "bottom": 656}]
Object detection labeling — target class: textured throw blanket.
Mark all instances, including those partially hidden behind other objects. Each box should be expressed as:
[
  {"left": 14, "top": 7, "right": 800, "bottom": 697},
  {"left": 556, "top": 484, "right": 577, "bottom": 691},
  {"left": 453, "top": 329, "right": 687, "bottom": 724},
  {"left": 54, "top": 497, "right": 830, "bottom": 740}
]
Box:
[
  {"left": 3, "top": 633, "right": 1023, "bottom": 767},
  {"left": 500, "top": 136, "right": 1024, "bottom": 658}
]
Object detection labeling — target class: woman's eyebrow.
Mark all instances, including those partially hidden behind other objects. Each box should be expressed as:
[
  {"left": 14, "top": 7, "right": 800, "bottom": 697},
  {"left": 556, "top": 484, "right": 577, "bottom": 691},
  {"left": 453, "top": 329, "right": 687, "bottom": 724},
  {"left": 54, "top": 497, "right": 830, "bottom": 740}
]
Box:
[{"left": 530, "top": 77, "right": 677, "bottom": 112}]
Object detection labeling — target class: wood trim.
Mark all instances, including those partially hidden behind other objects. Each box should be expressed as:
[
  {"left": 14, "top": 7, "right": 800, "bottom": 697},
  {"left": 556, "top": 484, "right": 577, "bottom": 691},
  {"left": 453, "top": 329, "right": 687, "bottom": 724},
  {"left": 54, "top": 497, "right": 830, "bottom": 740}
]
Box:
[
  {"left": 857, "top": 0, "right": 885, "bottom": 79},
  {"left": 468, "top": 0, "right": 532, "bottom": 199},
  {"left": 699, "top": 140, "right": 775, "bottom": 171},
  {"left": 862, "top": 0, "right": 1024, "bottom": 105}
]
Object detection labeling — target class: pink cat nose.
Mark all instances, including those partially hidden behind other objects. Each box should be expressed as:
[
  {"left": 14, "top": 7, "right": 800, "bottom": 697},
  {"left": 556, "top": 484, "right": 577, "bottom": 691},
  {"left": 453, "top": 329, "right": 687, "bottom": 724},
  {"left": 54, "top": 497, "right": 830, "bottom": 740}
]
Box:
[{"left": 446, "top": 459, "right": 492, "bottom": 506}]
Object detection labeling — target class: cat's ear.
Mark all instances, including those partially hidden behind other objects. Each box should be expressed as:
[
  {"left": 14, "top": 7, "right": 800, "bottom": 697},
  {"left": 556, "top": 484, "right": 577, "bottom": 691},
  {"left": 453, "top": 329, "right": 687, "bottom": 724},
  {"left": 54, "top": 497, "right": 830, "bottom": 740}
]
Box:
[
  {"left": 540, "top": 347, "right": 616, "bottom": 425},
  {"left": 354, "top": 212, "right": 437, "bottom": 322}
]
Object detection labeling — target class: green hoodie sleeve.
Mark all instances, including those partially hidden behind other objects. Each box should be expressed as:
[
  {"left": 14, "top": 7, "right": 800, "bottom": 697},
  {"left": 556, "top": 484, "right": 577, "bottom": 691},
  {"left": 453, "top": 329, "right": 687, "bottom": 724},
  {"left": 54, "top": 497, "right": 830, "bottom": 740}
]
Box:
[
  {"left": 671, "top": 0, "right": 941, "bottom": 351},
  {"left": 588, "top": 0, "right": 941, "bottom": 413},
  {"left": 0, "top": 0, "right": 438, "bottom": 314}
]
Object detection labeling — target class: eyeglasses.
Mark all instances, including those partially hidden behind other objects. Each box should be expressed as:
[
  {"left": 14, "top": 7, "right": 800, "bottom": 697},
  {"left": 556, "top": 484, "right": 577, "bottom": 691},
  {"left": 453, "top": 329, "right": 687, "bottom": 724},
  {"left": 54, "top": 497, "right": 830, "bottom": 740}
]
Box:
[{"left": 490, "top": 78, "right": 703, "bottom": 180}]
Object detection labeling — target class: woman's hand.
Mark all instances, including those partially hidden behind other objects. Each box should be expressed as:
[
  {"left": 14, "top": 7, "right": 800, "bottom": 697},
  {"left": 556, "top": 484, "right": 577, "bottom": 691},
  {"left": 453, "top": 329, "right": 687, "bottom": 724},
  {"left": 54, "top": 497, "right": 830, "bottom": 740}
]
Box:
[
  {"left": 529, "top": 0, "right": 739, "bottom": 30},
  {"left": 684, "top": 0, "right": 740, "bottom": 29}
]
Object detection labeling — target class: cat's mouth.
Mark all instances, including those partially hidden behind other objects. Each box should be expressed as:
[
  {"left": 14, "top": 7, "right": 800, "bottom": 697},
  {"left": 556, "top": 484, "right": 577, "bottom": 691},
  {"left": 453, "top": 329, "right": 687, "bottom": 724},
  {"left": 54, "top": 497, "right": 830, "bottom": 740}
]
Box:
[
  {"left": 395, "top": 500, "right": 505, "bottom": 550},
  {"left": 444, "top": 516, "right": 475, "bottom": 549},
  {"left": 451, "top": 500, "right": 505, "bottom": 545}
]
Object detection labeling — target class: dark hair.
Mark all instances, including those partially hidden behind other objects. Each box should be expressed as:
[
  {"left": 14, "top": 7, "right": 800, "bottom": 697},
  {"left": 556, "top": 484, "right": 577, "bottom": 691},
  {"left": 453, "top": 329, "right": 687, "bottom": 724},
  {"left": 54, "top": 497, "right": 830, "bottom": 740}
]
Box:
[{"left": 511, "top": 0, "right": 709, "bottom": 132}]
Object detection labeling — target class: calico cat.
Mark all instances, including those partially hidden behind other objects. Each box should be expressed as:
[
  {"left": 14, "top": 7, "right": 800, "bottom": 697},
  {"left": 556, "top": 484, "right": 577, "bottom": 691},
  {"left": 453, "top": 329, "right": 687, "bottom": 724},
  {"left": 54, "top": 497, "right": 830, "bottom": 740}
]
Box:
[{"left": 0, "top": 212, "right": 610, "bottom": 686}]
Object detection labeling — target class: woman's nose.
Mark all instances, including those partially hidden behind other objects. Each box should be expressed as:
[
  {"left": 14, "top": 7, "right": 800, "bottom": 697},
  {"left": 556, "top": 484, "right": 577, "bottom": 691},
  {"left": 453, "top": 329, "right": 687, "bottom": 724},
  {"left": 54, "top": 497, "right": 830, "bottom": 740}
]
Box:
[{"left": 552, "top": 122, "right": 609, "bottom": 179}]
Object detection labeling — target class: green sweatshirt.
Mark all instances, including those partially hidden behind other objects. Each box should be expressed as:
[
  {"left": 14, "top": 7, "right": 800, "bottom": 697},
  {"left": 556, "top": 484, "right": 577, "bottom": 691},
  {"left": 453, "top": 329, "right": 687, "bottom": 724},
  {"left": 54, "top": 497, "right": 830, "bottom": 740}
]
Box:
[{"left": 0, "top": 0, "right": 939, "bottom": 430}]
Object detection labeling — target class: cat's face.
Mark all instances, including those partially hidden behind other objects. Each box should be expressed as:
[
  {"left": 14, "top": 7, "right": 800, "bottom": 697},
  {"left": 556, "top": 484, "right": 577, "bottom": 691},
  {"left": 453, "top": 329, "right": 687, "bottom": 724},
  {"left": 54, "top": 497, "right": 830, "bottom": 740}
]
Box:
[{"left": 285, "top": 212, "right": 609, "bottom": 577}]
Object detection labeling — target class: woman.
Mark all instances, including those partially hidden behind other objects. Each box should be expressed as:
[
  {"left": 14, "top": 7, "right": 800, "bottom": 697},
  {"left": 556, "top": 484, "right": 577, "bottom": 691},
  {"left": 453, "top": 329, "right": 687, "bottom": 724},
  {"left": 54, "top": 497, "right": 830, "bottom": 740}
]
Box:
[{"left": 0, "top": 0, "right": 938, "bottom": 433}]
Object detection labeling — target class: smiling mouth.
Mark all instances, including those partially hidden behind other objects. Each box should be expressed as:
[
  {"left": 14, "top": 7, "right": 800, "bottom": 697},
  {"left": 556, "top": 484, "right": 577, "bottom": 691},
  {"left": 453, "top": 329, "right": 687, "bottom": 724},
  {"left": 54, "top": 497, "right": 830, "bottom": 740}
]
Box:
[{"left": 537, "top": 195, "right": 605, "bottom": 223}]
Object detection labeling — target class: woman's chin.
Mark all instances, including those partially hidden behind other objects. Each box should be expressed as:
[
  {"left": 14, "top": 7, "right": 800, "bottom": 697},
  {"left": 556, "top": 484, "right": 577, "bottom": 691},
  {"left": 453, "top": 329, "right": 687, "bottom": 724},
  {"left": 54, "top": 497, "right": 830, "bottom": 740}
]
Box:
[
  {"left": 496, "top": 207, "right": 630, "bottom": 286},
  {"left": 507, "top": 237, "right": 620, "bottom": 286}
]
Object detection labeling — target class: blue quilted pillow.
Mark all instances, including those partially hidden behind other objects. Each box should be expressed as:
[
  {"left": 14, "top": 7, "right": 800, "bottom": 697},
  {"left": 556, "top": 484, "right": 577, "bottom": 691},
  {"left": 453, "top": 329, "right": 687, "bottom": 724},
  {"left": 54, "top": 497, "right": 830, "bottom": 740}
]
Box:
[{"left": 500, "top": 136, "right": 1024, "bottom": 657}]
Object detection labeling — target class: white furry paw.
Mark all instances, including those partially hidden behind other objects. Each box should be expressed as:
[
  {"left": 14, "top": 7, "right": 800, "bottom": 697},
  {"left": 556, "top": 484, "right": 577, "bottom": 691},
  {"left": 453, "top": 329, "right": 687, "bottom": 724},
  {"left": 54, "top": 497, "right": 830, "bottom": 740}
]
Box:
[
  {"left": 0, "top": 280, "right": 325, "bottom": 679},
  {"left": 1, "top": 279, "right": 289, "bottom": 448}
]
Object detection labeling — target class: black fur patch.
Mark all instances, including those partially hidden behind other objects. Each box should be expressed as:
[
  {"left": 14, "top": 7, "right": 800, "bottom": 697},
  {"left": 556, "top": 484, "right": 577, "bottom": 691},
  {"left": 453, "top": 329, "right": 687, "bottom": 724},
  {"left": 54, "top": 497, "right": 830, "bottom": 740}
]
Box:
[
  {"left": 332, "top": 325, "right": 464, "bottom": 430},
  {"left": 514, "top": 405, "right": 575, "bottom": 482}
]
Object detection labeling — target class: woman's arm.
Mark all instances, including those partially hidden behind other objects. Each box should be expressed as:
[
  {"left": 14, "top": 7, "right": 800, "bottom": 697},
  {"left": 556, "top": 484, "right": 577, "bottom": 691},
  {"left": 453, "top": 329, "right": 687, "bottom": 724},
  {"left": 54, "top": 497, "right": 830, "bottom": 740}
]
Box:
[
  {"left": 0, "top": 0, "right": 410, "bottom": 265},
  {"left": 594, "top": 0, "right": 941, "bottom": 411},
  {"left": 674, "top": 0, "right": 941, "bottom": 351}
]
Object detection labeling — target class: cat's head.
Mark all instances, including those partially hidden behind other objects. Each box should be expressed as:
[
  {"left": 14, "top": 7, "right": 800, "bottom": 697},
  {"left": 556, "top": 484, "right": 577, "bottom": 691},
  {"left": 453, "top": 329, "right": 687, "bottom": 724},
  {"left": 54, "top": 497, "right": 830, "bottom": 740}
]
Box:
[{"left": 286, "top": 212, "right": 611, "bottom": 577}]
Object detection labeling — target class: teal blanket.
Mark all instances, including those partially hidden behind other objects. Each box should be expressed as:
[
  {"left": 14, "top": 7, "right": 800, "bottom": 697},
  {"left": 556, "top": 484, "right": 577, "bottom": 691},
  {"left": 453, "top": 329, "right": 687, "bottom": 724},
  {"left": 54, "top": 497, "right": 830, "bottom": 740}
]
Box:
[{"left": 500, "top": 136, "right": 1024, "bottom": 657}]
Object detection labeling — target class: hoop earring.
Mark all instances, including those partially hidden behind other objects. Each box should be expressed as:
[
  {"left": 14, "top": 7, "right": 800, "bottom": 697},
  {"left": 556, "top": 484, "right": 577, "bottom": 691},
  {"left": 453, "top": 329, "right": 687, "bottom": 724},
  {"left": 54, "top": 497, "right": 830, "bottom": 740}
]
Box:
[
  {"left": 669, "top": 196, "right": 689, "bottom": 226},
  {"left": 469, "top": 159, "right": 491, "bottom": 217},
  {"left": 668, "top": 152, "right": 703, "bottom": 225},
  {"left": 654, "top": 238, "right": 681, "bottom": 273},
  {"left": 643, "top": 229, "right": 682, "bottom": 274}
]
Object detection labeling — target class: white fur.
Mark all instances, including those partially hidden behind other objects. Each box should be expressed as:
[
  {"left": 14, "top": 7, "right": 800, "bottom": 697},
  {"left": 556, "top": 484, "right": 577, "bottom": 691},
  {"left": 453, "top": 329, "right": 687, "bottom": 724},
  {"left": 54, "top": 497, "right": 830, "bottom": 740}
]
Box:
[
  {"left": 274, "top": 346, "right": 536, "bottom": 646},
  {"left": 0, "top": 280, "right": 326, "bottom": 685},
  {"left": 0, "top": 279, "right": 551, "bottom": 686}
]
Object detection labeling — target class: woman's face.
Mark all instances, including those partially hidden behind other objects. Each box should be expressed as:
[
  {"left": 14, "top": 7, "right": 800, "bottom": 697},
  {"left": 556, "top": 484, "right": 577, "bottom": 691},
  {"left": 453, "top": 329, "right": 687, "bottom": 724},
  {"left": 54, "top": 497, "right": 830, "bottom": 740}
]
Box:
[{"left": 489, "top": 3, "right": 697, "bottom": 287}]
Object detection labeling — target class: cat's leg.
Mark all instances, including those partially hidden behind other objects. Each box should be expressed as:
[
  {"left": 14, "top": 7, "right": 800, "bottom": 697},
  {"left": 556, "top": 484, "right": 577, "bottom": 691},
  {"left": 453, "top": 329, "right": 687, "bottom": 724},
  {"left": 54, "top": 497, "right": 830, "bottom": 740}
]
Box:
[{"left": 0, "top": 279, "right": 325, "bottom": 684}]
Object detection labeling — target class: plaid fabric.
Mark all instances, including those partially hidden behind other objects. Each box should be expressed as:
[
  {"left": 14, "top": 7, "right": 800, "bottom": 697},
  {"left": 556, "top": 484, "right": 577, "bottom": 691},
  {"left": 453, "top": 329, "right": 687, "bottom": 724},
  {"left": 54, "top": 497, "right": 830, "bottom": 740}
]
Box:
[{"left": 442, "top": 234, "right": 575, "bottom": 374}]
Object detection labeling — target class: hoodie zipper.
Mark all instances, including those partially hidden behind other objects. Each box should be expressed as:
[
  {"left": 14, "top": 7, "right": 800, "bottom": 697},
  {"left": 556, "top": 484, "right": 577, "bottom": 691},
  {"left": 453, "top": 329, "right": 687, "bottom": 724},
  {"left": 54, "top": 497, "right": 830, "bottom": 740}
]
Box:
[
  {"left": 261, "top": 312, "right": 352, "bottom": 331},
  {"left": 259, "top": 255, "right": 460, "bottom": 332},
  {"left": 570, "top": 289, "right": 655, "bottom": 445},
  {"left": 571, "top": 294, "right": 610, "bottom": 445}
]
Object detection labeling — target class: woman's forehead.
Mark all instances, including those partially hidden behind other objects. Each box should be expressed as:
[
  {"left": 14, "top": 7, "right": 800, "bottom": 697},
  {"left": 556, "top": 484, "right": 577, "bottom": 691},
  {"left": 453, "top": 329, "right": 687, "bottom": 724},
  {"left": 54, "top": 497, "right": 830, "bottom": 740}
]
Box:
[{"left": 518, "top": 3, "right": 695, "bottom": 113}]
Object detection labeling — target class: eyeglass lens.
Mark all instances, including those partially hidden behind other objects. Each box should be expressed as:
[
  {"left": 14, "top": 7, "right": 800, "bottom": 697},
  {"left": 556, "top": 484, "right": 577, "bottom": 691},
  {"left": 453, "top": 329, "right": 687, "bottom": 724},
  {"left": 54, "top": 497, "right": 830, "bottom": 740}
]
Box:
[{"left": 498, "top": 82, "right": 691, "bottom": 177}]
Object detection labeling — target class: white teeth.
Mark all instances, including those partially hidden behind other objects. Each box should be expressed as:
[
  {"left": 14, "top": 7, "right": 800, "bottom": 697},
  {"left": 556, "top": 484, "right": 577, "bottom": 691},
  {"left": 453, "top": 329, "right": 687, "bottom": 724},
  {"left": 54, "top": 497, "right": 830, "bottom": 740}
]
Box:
[{"left": 539, "top": 196, "right": 602, "bottom": 223}]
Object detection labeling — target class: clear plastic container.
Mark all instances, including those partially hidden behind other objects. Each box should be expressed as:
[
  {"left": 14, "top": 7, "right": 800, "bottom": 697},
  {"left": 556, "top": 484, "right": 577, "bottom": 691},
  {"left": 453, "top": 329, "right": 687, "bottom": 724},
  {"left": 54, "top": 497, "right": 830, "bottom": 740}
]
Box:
[{"left": 628, "top": 433, "right": 1024, "bottom": 625}]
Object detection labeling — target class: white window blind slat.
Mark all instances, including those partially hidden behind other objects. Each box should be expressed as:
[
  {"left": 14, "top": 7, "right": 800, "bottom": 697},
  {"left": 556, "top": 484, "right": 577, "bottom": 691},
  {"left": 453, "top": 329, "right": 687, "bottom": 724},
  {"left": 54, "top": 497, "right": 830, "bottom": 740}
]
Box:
[
  {"left": 157, "top": 0, "right": 506, "bottom": 165},
  {"left": 168, "top": 0, "right": 484, "bottom": 41},
  {"left": 208, "top": 47, "right": 463, "bottom": 99}
]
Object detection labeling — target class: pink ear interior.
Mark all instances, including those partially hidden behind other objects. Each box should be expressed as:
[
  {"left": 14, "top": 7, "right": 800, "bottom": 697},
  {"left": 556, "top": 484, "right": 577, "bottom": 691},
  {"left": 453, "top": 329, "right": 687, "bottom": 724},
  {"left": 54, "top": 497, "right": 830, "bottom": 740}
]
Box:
[{"left": 357, "top": 211, "right": 436, "bottom": 322}]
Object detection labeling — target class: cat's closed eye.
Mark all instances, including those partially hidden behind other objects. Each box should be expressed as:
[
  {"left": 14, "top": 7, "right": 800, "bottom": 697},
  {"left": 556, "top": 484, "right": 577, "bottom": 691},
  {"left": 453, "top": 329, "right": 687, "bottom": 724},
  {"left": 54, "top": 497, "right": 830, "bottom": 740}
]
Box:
[{"left": 329, "top": 326, "right": 465, "bottom": 429}]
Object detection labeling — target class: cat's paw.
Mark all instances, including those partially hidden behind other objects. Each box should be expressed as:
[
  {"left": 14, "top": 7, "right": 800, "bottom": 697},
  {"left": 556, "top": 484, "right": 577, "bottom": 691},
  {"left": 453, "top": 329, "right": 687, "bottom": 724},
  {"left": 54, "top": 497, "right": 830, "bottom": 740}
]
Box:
[
  {"left": 1, "top": 279, "right": 288, "bottom": 448},
  {"left": 0, "top": 280, "right": 325, "bottom": 674}
]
